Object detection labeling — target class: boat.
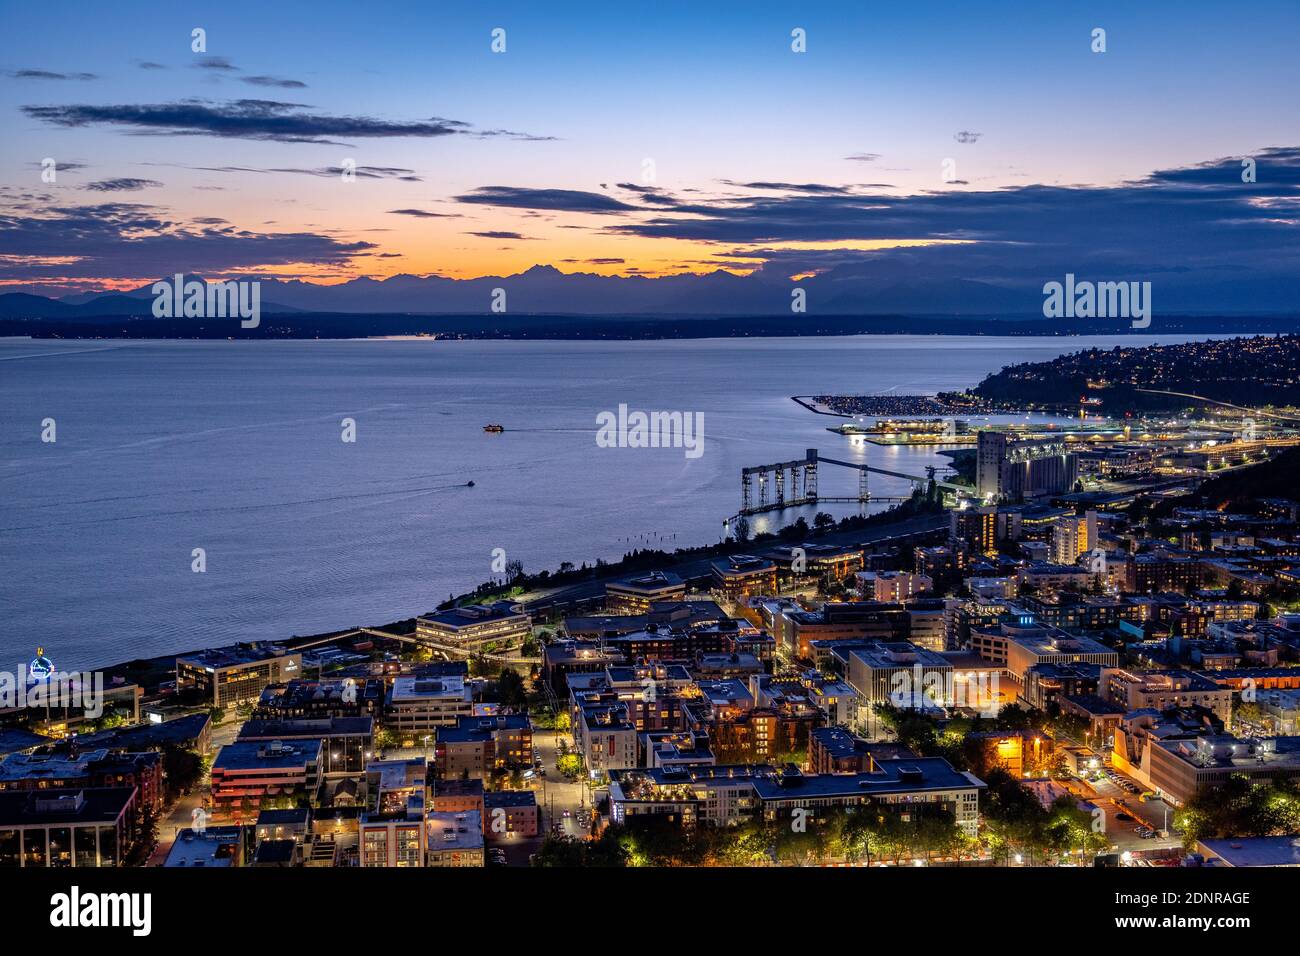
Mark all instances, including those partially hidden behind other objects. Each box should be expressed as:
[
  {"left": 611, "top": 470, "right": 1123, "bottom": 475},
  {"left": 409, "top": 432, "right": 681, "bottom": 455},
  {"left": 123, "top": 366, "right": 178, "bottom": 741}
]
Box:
[
  {"left": 483, "top": 424, "right": 504, "bottom": 433},
  {"left": 466, "top": 480, "right": 475, "bottom": 487}
]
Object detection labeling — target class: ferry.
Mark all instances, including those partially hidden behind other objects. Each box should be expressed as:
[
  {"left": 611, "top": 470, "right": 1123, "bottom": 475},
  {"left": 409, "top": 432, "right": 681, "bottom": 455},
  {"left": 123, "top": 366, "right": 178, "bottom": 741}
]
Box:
[{"left": 483, "top": 424, "right": 504, "bottom": 433}]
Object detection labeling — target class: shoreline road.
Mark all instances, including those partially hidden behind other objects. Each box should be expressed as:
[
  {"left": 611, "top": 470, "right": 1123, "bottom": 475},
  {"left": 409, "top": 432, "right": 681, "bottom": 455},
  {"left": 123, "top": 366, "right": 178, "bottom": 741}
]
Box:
[{"left": 518, "top": 511, "right": 949, "bottom": 614}]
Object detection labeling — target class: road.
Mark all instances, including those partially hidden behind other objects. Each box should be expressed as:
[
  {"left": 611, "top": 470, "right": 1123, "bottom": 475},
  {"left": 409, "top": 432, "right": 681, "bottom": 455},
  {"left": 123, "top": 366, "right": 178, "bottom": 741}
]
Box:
[
  {"left": 519, "top": 511, "right": 949, "bottom": 613},
  {"left": 532, "top": 728, "right": 591, "bottom": 836},
  {"left": 147, "top": 714, "right": 242, "bottom": 866}
]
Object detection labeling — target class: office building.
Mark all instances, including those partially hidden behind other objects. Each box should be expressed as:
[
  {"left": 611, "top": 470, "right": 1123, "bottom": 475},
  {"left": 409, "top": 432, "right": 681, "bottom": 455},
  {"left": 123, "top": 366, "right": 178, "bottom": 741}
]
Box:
[
  {"left": 176, "top": 643, "right": 302, "bottom": 708},
  {"left": 415, "top": 601, "right": 531, "bottom": 650},
  {"left": 605, "top": 571, "right": 686, "bottom": 613},
  {"left": 386, "top": 675, "right": 475, "bottom": 733}
]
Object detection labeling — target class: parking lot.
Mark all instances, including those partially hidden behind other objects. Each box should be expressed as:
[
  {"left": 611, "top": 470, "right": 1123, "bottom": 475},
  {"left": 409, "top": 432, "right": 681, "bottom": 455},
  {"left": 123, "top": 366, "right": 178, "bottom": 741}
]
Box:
[{"left": 1079, "top": 765, "right": 1181, "bottom": 853}]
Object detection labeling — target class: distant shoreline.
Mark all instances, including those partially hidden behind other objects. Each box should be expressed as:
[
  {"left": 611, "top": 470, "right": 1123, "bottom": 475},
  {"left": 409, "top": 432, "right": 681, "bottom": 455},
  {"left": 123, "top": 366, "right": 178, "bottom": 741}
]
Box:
[{"left": 0, "top": 313, "right": 1288, "bottom": 342}]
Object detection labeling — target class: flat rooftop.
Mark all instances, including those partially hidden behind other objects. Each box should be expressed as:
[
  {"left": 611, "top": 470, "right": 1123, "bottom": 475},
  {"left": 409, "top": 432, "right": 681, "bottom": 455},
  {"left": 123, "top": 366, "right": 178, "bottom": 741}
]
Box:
[
  {"left": 419, "top": 602, "right": 527, "bottom": 629},
  {"left": 0, "top": 748, "right": 110, "bottom": 782},
  {"left": 177, "top": 642, "right": 294, "bottom": 669},
  {"left": 609, "top": 571, "right": 684, "bottom": 592},
  {"left": 0, "top": 787, "right": 135, "bottom": 826},
  {"left": 848, "top": 642, "right": 952, "bottom": 670},
  {"left": 75, "top": 712, "right": 210, "bottom": 751},
  {"left": 1200, "top": 836, "right": 1300, "bottom": 867},
  {"left": 484, "top": 790, "right": 537, "bottom": 809},
  {"left": 752, "top": 759, "right": 984, "bottom": 800},
  {"left": 1158, "top": 734, "right": 1300, "bottom": 770},
  {"left": 712, "top": 555, "right": 775, "bottom": 575},
  {"left": 389, "top": 675, "right": 471, "bottom": 702},
  {"left": 427, "top": 810, "right": 484, "bottom": 852},
  {"left": 165, "top": 826, "right": 244, "bottom": 867},
  {"left": 240, "top": 716, "right": 373, "bottom": 739},
  {"left": 438, "top": 714, "right": 532, "bottom": 742},
  {"left": 212, "top": 739, "right": 322, "bottom": 773}
]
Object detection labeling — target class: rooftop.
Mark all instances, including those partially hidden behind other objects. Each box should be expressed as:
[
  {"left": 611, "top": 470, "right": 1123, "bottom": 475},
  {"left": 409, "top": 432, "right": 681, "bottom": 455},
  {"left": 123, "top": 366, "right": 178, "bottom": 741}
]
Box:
[
  {"left": 164, "top": 826, "right": 244, "bottom": 867},
  {"left": 389, "top": 675, "right": 471, "bottom": 703},
  {"left": 483, "top": 790, "right": 537, "bottom": 809},
  {"left": 427, "top": 810, "right": 484, "bottom": 852},
  {"left": 419, "top": 602, "right": 527, "bottom": 629},
  {"left": 212, "top": 739, "right": 322, "bottom": 773},
  {"left": 1199, "top": 836, "right": 1300, "bottom": 867},
  {"left": 177, "top": 642, "right": 295, "bottom": 669},
  {"left": 0, "top": 787, "right": 135, "bottom": 826},
  {"left": 751, "top": 759, "right": 984, "bottom": 800}
]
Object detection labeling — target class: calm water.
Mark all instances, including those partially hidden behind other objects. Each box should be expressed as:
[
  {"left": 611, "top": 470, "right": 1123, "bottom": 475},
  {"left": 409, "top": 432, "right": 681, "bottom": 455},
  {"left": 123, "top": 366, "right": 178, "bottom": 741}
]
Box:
[{"left": 0, "top": 334, "right": 1224, "bottom": 669}]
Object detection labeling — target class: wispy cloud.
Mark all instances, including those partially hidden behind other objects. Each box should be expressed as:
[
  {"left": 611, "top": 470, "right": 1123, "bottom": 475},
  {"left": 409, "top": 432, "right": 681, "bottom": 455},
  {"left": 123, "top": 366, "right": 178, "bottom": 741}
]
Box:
[
  {"left": 23, "top": 99, "right": 551, "bottom": 146},
  {"left": 0, "top": 202, "right": 375, "bottom": 285},
  {"left": 193, "top": 56, "right": 238, "bottom": 71},
  {"left": 388, "top": 208, "right": 459, "bottom": 218},
  {"left": 241, "top": 75, "right": 308, "bottom": 89},
  {"left": 455, "top": 186, "right": 639, "bottom": 214},
  {"left": 84, "top": 178, "right": 162, "bottom": 192},
  {"left": 6, "top": 68, "right": 97, "bottom": 81}
]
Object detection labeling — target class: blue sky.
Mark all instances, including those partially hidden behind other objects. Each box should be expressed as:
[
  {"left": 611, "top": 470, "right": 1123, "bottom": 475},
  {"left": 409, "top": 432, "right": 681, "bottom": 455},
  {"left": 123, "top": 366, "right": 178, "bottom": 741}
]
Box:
[{"left": 2, "top": 0, "right": 1298, "bottom": 305}]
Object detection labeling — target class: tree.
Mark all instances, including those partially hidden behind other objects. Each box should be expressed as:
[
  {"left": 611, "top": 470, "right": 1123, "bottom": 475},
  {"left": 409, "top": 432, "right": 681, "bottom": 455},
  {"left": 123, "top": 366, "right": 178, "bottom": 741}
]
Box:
[
  {"left": 557, "top": 753, "right": 584, "bottom": 780},
  {"left": 532, "top": 827, "right": 629, "bottom": 867},
  {"left": 373, "top": 726, "right": 401, "bottom": 753},
  {"left": 497, "top": 668, "right": 527, "bottom": 709},
  {"left": 162, "top": 746, "right": 203, "bottom": 797}
]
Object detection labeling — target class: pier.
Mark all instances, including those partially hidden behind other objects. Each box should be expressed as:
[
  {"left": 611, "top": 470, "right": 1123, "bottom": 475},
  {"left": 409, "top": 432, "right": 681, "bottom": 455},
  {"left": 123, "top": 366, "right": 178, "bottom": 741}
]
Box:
[{"left": 739, "top": 448, "right": 966, "bottom": 517}]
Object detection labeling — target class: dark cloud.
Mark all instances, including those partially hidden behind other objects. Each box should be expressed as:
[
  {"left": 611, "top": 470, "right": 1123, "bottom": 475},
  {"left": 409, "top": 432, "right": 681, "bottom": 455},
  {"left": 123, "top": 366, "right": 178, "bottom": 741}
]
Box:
[
  {"left": 268, "top": 166, "right": 422, "bottom": 181},
  {"left": 241, "top": 75, "right": 308, "bottom": 89},
  {"left": 176, "top": 164, "right": 424, "bottom": 182},
  {"left": 455, "top": 186, "right": 639, "bottom": 213},
  {"left": 720, "top": 180, "right": 866, "bottom": 195},
  {"left": 953, "top": 130, "right": 982, "bottom": 144},
  {"left": 614, "top": 183, "right": 678, "bottom": 205},
  {"left": 135, "top": 61, "right": 168, "bottom": 70},
  {"left": 23, "top": 99, "right": 549, "bottom": 146},
  {"left": 0, "top": 202, "right": 374, "bottom": 284},
  {"left": 468, "top": 230, "right": 535, "bottom": 240},
  {"left": 603, "top": 147, "right": 1300, "bottom": 301},
  {"left": 84, "top": 178, "right": 163, "bottom": 192},
  {"left": 7, "top": 69, "right": 97, "bottom": 81},
  {"left": 845, "top": 153, "right": 881, "bottom": 162},
  {"left": 388, "top": 208, "right": 459, "bottom": 218},
  {"left": 193, "top": 56, "right": 238, "bottom": 71},
  {"left": 27, "top": 160, "right": 87, "bottom": 173}
]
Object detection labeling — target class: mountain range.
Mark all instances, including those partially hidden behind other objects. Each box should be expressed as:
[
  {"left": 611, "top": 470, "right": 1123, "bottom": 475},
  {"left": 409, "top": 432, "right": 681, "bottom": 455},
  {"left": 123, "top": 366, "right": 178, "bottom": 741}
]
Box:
[{"left": 4, "top": 266, "right": 1299, "bottom": 322}]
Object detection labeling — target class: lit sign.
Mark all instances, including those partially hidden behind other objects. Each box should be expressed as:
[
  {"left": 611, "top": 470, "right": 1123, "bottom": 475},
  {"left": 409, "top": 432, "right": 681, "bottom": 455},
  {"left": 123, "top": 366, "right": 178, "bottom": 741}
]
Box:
[{"left": 29, "top": 646, "right": 54, "bottom": 680}]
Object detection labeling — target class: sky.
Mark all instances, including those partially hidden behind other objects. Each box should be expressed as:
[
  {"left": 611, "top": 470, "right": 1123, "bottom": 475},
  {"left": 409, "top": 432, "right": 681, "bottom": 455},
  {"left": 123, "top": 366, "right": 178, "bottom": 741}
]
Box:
[{"left": 2, "top": 0, "right": 1299, "bottom": 304}]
